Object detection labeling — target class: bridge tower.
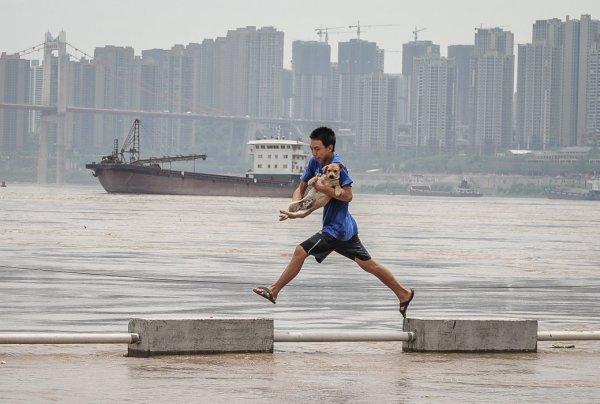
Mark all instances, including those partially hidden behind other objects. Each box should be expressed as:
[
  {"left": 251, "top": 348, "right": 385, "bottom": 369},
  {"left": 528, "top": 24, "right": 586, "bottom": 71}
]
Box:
[{"left": 38, "top": 31, "right": 68, "bottom": 184}]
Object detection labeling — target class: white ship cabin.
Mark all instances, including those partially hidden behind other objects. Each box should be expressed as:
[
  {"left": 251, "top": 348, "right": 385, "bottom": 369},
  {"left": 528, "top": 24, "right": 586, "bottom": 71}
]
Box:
[{"left": 247, "top": 138, "right": 309, "bottom": 178}]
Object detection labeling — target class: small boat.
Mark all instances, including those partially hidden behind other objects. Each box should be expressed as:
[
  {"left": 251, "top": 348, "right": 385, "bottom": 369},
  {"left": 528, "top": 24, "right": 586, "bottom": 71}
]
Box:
[
  {"left": 0, "top": 181, "right": 6, "bottom": 187},
  {"left": 408, "top": 176, "right": 483, "bottom": 197},
  {"left": 545, "top": 179, "right": 600, "bottom": 201},
  {"left": 86, "top": 119, "right": 309, "bottom": 197}
]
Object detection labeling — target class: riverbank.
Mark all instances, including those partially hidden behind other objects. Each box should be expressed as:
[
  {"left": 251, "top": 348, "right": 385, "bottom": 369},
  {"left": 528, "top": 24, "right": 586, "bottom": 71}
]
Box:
[
  {"left": 353, "top": 173, "right": 594, "bottom": 197},
  {"left": 1, "top": 173, "right": 593, "bottom": 198}
]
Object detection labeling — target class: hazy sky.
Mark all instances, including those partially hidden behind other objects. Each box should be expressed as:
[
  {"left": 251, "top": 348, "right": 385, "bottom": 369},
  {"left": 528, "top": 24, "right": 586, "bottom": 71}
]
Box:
[{"left": 2, "top": 0, "right": 599, "bottom": 73}]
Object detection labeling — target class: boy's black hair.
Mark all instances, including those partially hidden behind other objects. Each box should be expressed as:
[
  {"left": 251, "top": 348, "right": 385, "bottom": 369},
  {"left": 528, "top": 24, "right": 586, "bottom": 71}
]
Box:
[{"left": 309, "top": 127, "right": 336, "bottom": 151}]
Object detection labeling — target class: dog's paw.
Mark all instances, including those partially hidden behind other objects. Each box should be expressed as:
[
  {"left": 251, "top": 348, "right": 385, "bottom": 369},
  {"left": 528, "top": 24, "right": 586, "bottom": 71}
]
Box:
[{"left": 334, "top": 187, "right": 342, "bottom": 196}]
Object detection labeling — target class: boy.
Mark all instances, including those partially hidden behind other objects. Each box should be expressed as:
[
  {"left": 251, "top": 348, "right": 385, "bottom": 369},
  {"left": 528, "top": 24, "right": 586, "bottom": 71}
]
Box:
[{"left": 253, "top": 127, "right": 415, "bottom": 317}]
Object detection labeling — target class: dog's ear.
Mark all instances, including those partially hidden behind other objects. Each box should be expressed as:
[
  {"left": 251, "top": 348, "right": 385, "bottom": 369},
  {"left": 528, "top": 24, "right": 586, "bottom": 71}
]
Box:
[
  {"left": 321, "top": 164, "right": 330, "bottom": 173},
  {"left": 336, "top": 163, "right": 344, "bottom": 170}
]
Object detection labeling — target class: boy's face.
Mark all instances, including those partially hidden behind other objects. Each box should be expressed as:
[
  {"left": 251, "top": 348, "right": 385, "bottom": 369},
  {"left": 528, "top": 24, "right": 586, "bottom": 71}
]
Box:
[{"left": 310, "top": 139, "right": 334, "bottom": 164}]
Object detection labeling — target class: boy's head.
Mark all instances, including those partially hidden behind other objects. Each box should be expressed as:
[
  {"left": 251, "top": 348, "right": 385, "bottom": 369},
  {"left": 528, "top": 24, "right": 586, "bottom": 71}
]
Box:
[
  {"left": 309, "top": 127, "right": 336, "bottom": 164},
  {"left": 310, "top": 127, "right": 336, "bottom": 150},
  {"left": 310, "top": 127, "right": 336, "bottom": 151}
]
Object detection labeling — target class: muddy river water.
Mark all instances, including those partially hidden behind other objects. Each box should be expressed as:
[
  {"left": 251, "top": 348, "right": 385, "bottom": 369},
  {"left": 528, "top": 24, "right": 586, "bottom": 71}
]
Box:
[{"left": 1, "top": 185, "right": 598, "bottom": 402}]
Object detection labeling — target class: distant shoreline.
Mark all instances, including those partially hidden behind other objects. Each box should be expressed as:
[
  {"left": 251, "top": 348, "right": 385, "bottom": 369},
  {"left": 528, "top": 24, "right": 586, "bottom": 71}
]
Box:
[
  {"left": 1, "top": 173, "right": 594, "bottom": 199},
  {"left": 353, "top": 173, "right": 593, "bottom": 198}
]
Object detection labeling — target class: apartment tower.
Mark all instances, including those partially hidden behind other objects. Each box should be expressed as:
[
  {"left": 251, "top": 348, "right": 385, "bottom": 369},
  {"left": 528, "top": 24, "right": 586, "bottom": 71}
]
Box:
[{"left": 473, "top": 28, "right": 515, "bottom": 154}]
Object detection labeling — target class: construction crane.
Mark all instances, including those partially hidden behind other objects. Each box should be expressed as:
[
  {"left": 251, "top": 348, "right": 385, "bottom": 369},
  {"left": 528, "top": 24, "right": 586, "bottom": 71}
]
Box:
[
  {"left": 412, "top": 26, "right": 427, "bottom": 41},
  {"left": 348, "top": 21, "right": 402, "bottom": 40},
  {"left": 314, "top": 25, "right": 347, "bottom": 43}
]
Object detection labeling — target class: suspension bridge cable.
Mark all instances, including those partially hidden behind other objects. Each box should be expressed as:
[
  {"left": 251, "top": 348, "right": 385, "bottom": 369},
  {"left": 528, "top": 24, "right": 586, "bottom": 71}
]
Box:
[
  {"left": 66, "top": 42, "right": 94, "bottom": 60},
  {"left": 12, "top": 42, "right": 45, "bottom": 56}
]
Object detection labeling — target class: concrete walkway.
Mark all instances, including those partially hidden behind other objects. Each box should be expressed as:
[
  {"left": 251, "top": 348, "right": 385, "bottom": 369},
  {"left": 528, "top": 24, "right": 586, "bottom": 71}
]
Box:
[{"left": 1, "top": 340, "right": 598, "bottom": 402}]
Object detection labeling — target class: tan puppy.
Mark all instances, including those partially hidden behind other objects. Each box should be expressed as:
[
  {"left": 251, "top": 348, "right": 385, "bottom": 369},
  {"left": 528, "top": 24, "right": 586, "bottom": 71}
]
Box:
[{"left": 279, "top": 163, "right": 343, "bottom": 221}]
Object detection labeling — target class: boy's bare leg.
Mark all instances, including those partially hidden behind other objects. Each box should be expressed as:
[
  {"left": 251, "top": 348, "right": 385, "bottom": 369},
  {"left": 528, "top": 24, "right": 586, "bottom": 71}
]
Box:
[
  {"left": 258, "top": 244, "right": 309, "bottom": 300},
  {"left": 355, "top": 258, "right": 412, "bottom": 302}
]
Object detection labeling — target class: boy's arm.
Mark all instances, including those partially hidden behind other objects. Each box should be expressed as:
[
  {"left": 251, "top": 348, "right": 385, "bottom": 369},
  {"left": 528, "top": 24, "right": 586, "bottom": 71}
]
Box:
[
  {"left": 313, "top": 180, "right": 353, "bottom": 202},
  {"left": 292, "top": 181, "right": 308, "bottom": 201}
]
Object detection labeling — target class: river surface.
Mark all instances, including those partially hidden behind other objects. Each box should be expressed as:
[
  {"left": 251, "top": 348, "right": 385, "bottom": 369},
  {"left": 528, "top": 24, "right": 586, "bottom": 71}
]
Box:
[{"left": 1, "top": 184, "right": 599, "bottom": 402}]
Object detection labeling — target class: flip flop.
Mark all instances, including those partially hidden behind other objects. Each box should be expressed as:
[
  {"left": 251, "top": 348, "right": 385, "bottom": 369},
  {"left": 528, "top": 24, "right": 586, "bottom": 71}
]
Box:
[
  {"left": 399, "top": 288, "right": 414, "bottom": 319},
  {"left": 253, "top": 286, "right": 276, "bottom": 304}
]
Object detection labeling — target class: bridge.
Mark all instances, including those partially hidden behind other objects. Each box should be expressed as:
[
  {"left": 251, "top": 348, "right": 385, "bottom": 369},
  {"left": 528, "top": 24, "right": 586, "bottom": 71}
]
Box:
[
  {"left": 0, "top": 32, "right": 354, "bottom": 185},
  {"left": 0, "top": 102, "right": 344, "bottom": 126}
]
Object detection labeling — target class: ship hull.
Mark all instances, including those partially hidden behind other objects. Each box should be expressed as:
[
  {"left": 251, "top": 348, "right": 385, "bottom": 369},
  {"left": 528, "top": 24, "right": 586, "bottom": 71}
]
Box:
[
  {"left": 408, "top": 186, "right": 483, "bottom": 197},
  {"left": 86, "top": 163, "right": 297, "bottom": 197},
  {"left": 545, "top": 188, "right": 600, "bottom": 201}
]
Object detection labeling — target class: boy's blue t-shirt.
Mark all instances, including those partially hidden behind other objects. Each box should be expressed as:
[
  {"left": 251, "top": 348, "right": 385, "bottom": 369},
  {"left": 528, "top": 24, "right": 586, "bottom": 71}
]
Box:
[{"left": 300, "top": 154, "right": 358, "bottom": 241}]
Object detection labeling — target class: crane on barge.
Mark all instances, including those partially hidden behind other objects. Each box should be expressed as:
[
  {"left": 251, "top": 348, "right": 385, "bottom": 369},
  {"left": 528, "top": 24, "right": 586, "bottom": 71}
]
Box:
[{"left": 100, "top": 119, "right": 206, "bottom": 166}]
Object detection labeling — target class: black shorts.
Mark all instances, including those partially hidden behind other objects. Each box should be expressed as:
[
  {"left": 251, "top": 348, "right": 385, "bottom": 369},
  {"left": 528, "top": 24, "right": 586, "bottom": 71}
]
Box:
[{"left": 300, "top": 232, "right": 372, "bottom": 263}]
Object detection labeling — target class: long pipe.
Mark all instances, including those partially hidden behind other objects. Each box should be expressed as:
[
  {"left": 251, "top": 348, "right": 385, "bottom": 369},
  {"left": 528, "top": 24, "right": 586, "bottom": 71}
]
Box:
[
  {"left": 275, "top": 330, "right": 600, "bottom": 343},
  {"left": 274, "top": 331, "right": 414, "bottom": 342},
  {"left": 0, "top": 333, "right": 139, "bottom": 344},
  {"left": 537, "top": 331, "right": 600, "bottom": 341},
  {"left": 1, "top": 330, "right": 600, "bottom": 345}
]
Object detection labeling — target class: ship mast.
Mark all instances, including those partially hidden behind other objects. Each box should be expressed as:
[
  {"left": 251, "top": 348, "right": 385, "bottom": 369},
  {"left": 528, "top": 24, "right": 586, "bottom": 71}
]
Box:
[
  {"left": 121, "top": 119, "right": 140, "bottom": 163},
  {"left": 100, "top": 118, "right": 207, "bottom": 165}
]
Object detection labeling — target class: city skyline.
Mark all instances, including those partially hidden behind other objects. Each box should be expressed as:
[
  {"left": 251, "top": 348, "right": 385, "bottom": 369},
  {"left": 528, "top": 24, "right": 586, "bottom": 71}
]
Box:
[
  {"left": 2, "top": 9, "right": 599, "bottom": 184},
  {"left": 3, "top": 0, "right": 599, "bottom": 74}
]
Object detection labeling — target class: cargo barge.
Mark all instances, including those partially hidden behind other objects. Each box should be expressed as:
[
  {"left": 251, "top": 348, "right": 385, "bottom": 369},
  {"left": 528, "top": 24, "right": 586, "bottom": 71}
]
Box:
[
  {"left": 86, "top": 119, "right": 309, "bottom": 197},
  {"left": 544, "top": 179, "right": 600, "bottom": 201},
  {"left": 408, "top": 176, "right": 483, "bottom": 197}
]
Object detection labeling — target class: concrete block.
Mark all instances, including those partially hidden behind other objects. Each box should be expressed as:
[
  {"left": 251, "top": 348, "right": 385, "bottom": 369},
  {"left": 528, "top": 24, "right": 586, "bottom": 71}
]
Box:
[
  {"left": 128, "top": 318, "right": 273, "bottom": 357},
  {"left": 402, "top": 318, "right": 537, "bottom": 353}
]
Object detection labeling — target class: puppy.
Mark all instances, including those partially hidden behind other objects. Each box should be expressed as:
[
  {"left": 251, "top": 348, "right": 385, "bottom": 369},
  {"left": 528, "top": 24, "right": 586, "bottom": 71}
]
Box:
[{"left": 279, "top": 163, "right": 343, "bottom": 221}]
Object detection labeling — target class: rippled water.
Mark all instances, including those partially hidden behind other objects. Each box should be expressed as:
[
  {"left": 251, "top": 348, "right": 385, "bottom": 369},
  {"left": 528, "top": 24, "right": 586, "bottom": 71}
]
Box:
[
  {"left": 1, "top": 184, "right": 599, "bottom": 402},
  {"left": 1, "top": 184, "right": 599, "bottom": 332}
]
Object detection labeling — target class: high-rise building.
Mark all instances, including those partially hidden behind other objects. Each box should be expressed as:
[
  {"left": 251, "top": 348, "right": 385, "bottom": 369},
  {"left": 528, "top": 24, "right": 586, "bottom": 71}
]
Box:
[
  {"left": 29, "top": 60, "right": 43, "bottom": 136},
  {"left": 473, "top": 28, "right": 514, "bottom": 154},
  {"left": 561, "top": 16, "right": 581, "bottom": 146},
  {"left": 282, "top": 68, "right": 293, "bottom": 119},
  {"left": 587, "top": 40, "right": 600, "bottom": 143},
  {"left": 411, "top": 55, "right": 456, "bottom": 155},
  {"left": 133, "top": 49, "right": 169, "bottom": 154},
  {"left": 515, "top": 15, "right": 599, "bottom": 149},
  {"left": 0, "top": 53, "right": 30, "bottom": 153},
  {"left": 402, "top": 40, "right": 440, "bottom": 79},
  {"left": 188, "top": 40, "right": 216, "bottom": 115},
  {"left": 402, "top": 40, "right": 440, "bottom": 133},
  {"left": 68, "top": 58, "right": 96, "bottom": 150},
  {"left": 135, "top": 49, "right": 167, "bottom": 112},
  {"left": 576, "top": 15, "right": 600, "bottom": 145},
  {"left": 213, "top": 26, "right": 284, "bottom": 118},
  {"left": 166, "top": 45, "right": 194, "bottom": 151},
  {"left": 336, "top": 39, "right": 387, "bottom": 149},
  {"left": 166, "top": 45, "right": 194, "bottom": 114},
  {"left": 358, "top": 72, "right": 389, "bottom": 151},
  {"left": 328, "top": 63, "right": 341, "bottom": 122},
  {"left": 93, "top": 45, "right": 135, "bottom": 148},
  {"left": 338, "top": 39, "right": 383, "bottom": 123},
  {"left": 447, "top": 45, "right": 474, "bottom": 148},
  {"left": 212, "top": 34, "right": 238, "bottom": 115},
  {"left": 516, "top": 19, "right": 563, "bottom": 150},
  {"left": 291, "top": 40, "right": 331, "bottom": 121},
  {"left": 246, "top": 26, "right": 284, "bottom": 118},
  {"left": 386, "top": 74, "right": 408, "bottom": 149}
]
